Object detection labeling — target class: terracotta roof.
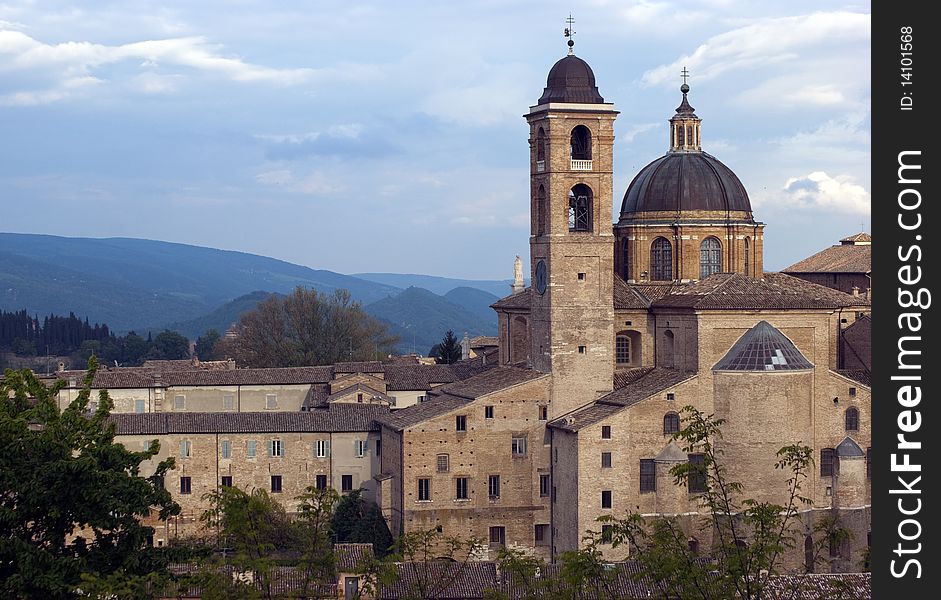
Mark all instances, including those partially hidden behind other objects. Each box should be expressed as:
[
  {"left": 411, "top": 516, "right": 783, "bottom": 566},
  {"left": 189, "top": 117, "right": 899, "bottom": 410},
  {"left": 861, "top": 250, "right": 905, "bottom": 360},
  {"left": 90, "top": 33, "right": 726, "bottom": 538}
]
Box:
[
  {"left": 335, "top": 361, "right": 384, "bottom": 373},
  {"left": 469, "top": 336, "right": 499, "bottom": 348},
  {"left": 549, "top": 369, "right": 694, "bottom": 432},
  {"left": 491, "top": 287, "right": 531, "bottom": 311},
  {"left": 381, "top": 394, "right": 471, "bottom": 432},
  {"left": 614, "top": 275, "right": 650, "bottom": 309},
  {"left": 651, "top": 272, "right": 870, "bottom": 310},
  {"left": 783, "top": 243, "right": 871, "bottom": 274},
  {"left": 378, "top": 561, "right": 498, "bottom": 600},
  {"left": 302, "top": 384, "right": 331, "bottom": 409},
  {"left": 613, "top": 367, "right": 655, "bottom": 389},
  {"left": 833, "top": 369, "right": 871, "bottom": 388},
  {"left": 840, "top": 232, "right": 872, "bottom": 244},
  {"left": 141, "top": 358, "right": 234, "bottom": 371},
  {"left": 326, "top": 383, "right": 392, "bottom": 403},
  {"left": 763, "top": 573, "right": 871, "bottom": 599},
  {"left": 335, "top": 543, "right": 374, "bottom": 571},
  {"left": 110, "top": 404, "right": 388, "bottom": 435},
  {"left": 438, "top": 366, "right": 545, "bottom": 399},
  {"left": 55, "top": 365, "right": 337, "bottom": 388},
  {"left": 383, "top": 364, "right": 461, "bottom": 390}
]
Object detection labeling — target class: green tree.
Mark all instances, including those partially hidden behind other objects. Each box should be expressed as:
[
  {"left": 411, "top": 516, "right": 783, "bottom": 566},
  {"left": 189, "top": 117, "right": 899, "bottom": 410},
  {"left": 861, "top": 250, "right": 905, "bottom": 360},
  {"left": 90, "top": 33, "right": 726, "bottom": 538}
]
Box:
[
  {"left": 332, "top": 489, "right": 395, "bottom": 557},
  {"left": 429, "top": 329, "right": 462, "bottom": 364},
  {"left": 0, "top": 358, "right": 180, "bottom": 598},
  {"left": 195, "top": 329, "right": 221, "bottom": 360},
  {"left": 147, "top": 330, "right": 190, "bottom": 360},
  {"left": 384, "top": 528, "right": 486, "bottom": 600},
  {"left": 216, "top": 287, "right": 399, "bottom": 367}
]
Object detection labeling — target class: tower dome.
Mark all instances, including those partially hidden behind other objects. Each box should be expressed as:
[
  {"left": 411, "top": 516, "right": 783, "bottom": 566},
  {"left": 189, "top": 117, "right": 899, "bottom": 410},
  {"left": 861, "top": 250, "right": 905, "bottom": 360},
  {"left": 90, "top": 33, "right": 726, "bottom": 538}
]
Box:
[{"left": 537, "top": 55, "right": 605, "bottom": 104}]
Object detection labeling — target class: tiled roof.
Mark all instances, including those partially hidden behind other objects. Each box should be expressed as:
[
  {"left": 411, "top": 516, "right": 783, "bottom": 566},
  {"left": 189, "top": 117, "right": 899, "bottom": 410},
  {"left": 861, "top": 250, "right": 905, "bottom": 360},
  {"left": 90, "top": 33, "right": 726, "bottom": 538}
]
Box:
[
  {"left": 833, "top": 369, "right": 871, "bottom": 388},
  {"left": 763, "top": 573, "right": 871, "bottom": 599},
  {"left": 632, "top": 283, "right": 684, "bottom": 303},
  {"left": 549, "top": 369, "right": 694, "bottom": 432},
  {"left": 614, "top": 275, "right": 650, "bottom": 309},
  {"left": 141, "top": 358, "right": 234, "bottom": 371},
  {"left": 469, "top": 336, "right": 499, "bottom": 347},
  {"left": 302, "top": 384, "right": 331, "bottom": 409},
  {"left": 378, "top": 561, "right": 498, "bottom": 600},
  {"left": 110, "top": 404, "right": 388, "bottom": 435},
  {"left": 651, "top": 272, "right": 870, "bottom": 310},
  {"left": 168, "top": 564, "right": 336, "bottom": 597},
  {"left": 613, "top": 367, "right": 655, "bottom": 389},
  {"left": 381, "top": 395, "right": 471, "bottom": 432},
  {"left": 491, "top": 288, "right": 531, "bottom": 310},
  {"left": 438, "top": 366, "right": 546, "bottom": 399},
  {"left": 783, "top": 243, "right": 871, "bottom": 274},
  {"left": 383, "top": 364, "right": 461, "bottom": 390},
  {"left": 335, "top": 543, "right": 374, "bottom": 571},
  {"left": 840, "top": 232, "right": 872, "bottom": 244},
  {"left": 713, "top": 321, "right": 814, "bottom": 372},
  {"left": 326, "top": 383, "right": 392, "bottom": 403},
  {"left": 335, "top": 361, "right": 384, "bottom": 373},
  {"left": 55, "top": 365, "right": 336, "bottom": 388}
]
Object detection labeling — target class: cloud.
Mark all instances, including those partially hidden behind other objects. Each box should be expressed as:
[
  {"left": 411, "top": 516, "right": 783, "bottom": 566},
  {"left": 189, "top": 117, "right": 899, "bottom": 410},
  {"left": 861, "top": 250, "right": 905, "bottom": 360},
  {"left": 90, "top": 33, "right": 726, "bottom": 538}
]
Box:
[
  {"left": 254, "top": 169, "right": 346, "bottom": 196},
  {"left": 619, "top": 122, "right": 659, "bottom": 143},
  {"left": 779, "top": 171, "right": 870, "bottom": 215},
  {"left": 254, "top": 124, "right": 395, "bottom": 160}
]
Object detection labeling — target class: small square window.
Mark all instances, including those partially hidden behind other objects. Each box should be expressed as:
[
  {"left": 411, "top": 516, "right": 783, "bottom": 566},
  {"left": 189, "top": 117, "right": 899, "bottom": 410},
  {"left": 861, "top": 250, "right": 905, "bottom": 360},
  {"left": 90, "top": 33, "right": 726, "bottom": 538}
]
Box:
[
  {"left": 489, "top": 526, "right": 506, "bottom": 546},
  {"left": 315, "top": 440, "right": 330, "bottom": 458},
  {"left": 601, "top": 425, "right": 612, "bottom": 439},
  {"left": 577, "top": 272, "right": 586, "bottom": 281},
  {"left": 355, "top": 440, "right": 368, "bottom": 458},
  {"left": 578, "top": 346, "right": 586, "bottom": 354},
  {"left": 535, "top": 524, "right": 549, "bottom": 545},
  {"left": 265, "top": 394, "right": 278, "bottom": 409},
  {"left": 180, "top": 476, "right": 191, "bottom": 494},
  {"left": 512, "top": 437, "right": 528, "bottom": 457},
  {"left": 134, "top": 399, "right": 146, "bottom": 413},
  {"left": 222, "top": 394, "right": 234, "bottom": 410},
  {"left": 849, "top": 387, "right": 857, "bottom": 397},
  {"left": 666, "top": 393, "right": 676, "bottom": 401},
  {"left": 173, "top": 395, "right": 185, "bottom": 410},
  {"left": 342, "top": 474, "right": 354, "bottom": 492},
  {"left": 316, "top": 474, "right": 328, "bottom": 490},
  {"left": 601, "top": 452, "right": 612, "bottom": 469},
  {"left": 539, "top": 406, "right": 548, "bottom": 420},
  {"left": 456, "top": 415, "right": 467, "bottom": 432},
  {"left": 221, "top": 476, "right": 232, "bottom": 488},
  {"left": 485, "top": 406, "right": 494, "bottom": 419},
  {"left": 437, "top": 454, "right": 450, "bottom": 472},
  {"left": 625, "top": 321, "right": 632, "bottom": 326},
  {"left": 269, "top": 439, "right": 283, "bottom": 458},
  {"left": 601, "top": 490, "right": 612, "bottom": 509},
  {"left": 270, "top": 475, "right": 282, "bottom": 493}
]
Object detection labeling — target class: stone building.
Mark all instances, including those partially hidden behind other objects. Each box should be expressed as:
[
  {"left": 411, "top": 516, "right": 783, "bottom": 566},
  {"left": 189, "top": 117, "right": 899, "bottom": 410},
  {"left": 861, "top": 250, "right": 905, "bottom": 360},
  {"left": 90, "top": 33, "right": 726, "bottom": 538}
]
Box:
[{"left": 783, "top": 233, "right": 872, "bottom": 296}]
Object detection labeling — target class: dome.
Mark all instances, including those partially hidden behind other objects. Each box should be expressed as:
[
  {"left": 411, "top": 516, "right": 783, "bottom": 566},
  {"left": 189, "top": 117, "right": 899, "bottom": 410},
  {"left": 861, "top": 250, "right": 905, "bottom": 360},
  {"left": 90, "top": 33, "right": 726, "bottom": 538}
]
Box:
[
  {"left": 537, "top": 55, "right": 605, "bottom": 104},
  {"left": 713, "top": 321, "right": 813, "bottom": 372},
  {"left": 619, "top": 152, "right": 752, "bottom": 217}
]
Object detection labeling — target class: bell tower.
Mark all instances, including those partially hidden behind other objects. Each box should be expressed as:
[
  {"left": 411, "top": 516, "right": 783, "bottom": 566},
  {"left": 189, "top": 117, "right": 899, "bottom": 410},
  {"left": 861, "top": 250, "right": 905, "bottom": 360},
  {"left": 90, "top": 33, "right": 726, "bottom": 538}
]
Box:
[{"left": 526, "top": 25, "right": 618, "bottom": 418}]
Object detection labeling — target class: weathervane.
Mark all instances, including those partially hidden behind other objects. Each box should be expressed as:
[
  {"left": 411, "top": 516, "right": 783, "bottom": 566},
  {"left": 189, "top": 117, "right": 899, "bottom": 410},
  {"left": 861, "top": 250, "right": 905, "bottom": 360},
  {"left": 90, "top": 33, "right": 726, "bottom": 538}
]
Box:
[
  {"left": 681, "top": 66, "right": 690, "bottom": 85},
  {"left": 564, "top": 14, "right": 576, "bottom": 55}
]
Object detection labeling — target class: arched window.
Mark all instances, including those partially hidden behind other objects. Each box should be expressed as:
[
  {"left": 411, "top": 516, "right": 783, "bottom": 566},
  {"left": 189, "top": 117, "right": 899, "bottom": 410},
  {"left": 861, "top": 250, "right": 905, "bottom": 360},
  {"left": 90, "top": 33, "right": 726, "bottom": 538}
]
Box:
[
  {"left": 570, "top": 125, "right": 592, "bottom": 160},
  {"left": 535, "top": 185, "right": 547, "bottom": 236},
  {"left": 676, "top": 124, "right": 685, "bottom": 147},
  {"left": 820, "top": 448, "right": 836, "bottom": 477},
  {"left": 650, "top": 237, "right": 673, "bottom": 281},
  {"left": 662, "top": 330, "right": 675, "bottom": 369},
  {"left": 688, "top": 538, "right": 700, "bottom": 555},
  {"left": 700, "top": 237, "right": 722, "bottom": 278},
  {"left": 687, "top": 125, "right": 693, "bottom": 146},
  {"left": 568, "top": 184, "right": 592, "bottom": 232},
  {"left": 621, "top": 238, "right": 630, "bottom": 280},
  {"left": 615, "top": 335, "right": 631, "bottom": 365},
  {"left": 805, "top": 535, "right": 815, "bottom": 573},
  {"left": 845, "top": 407, "right": 859, "bottom": 431},
  {"left": 663, "top": 412, "right": 680, "bottom": 434},
  {"left": 536, "top": 127, "right": 546, "bottom": 162},
  {"left": 744, "top": 237, "right": 751, "bottom": 275}
]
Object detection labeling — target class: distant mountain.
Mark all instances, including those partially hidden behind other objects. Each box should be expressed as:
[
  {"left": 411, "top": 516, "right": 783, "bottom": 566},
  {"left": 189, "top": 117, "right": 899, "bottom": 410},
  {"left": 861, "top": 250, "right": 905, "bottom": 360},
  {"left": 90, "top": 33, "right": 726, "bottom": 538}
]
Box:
[
  {"left": 153, "top": 291, "right": 280, "bottom": 339},
  {"left": 364, "top": 287, "right": 498, "bottom": 355},
  {"left": 353, "top": 272, "right": 514, "bottom": 298},
  {"left": 443, "top": 287, "right": 501, "bottom": 323}
]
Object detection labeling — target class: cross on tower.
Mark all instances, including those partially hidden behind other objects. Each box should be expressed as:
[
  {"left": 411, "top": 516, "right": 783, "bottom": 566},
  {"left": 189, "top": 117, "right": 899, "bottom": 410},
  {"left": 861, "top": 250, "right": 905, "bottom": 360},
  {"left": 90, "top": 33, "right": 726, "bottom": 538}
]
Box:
[
  {"left": 681, "top": 67, "right": 690, "bottom": 85},
  {"left": 564, "top": 14, "right": 576, "bottom": 54}
]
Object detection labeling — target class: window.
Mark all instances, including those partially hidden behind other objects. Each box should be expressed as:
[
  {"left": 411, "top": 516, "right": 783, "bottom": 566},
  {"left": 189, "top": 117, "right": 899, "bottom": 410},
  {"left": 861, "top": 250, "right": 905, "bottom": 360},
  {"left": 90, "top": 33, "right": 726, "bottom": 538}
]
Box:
[
  {"left": 821, "top": 449, "right": 836, "bottom": 477},
  {"left": 417, "top": 395, "right": 426, "bottom": 403},
  {"left": 485, "top": 406, "right": 494, "bottom": 419},
  {"left": 417, "top": 478, "right": 431, "bottom": 501},
  {"left": 535, "top": 184, "right": 547, "bottom": 235},
  {"left": 601, "top": 425, "right": 612, "bottom": 439},
  {"left": 866, "top": 447, "right": 872, "bottom": 479},
  {"left": 577, "top": 272, "right": 586, "bottom": 281},
  {"left": 489, "top": 526, "right": 506, "bottom": 546},
  {"left": 570, "top": 125, "right": 592, "bottom": 160},
  {"left": 222, "top": 394, "right": 234, "bottom": 410},
  {"left": 568, "top": 184, "right": 592, "bottom": 232},
  {"left": 220, "top": 440, "right": 231, "bottom": 459},
  {"left": 535, "top": 524, "right": 549, "bottom": 545},
  {"left": 269, "top": 439, "right": 283, "bottom": 458},
  {"left": 601, "top": 490, "right": 612, "bottom": 509},
  {"left": 700, "top": 238, "right": 722, "bottom": 278},
  {"left": 601, "top": 452, "right": 612, "bottom": 469},
  {"left": 270, "top": 475, "right": 282, "bottom": 493},
  {"left": 355, "top": 440, "right": 368, "bottom": 458},
  {"left": 849, "top": 387, "right": 857, "bottom": 397},
  {"left": 221, "top": 476, "right": 232, "bottom": 488},
  {"left": 456, "top": 477, "right": 468, "bottom": 500},
  {"left": 180, "top": 477, "right": 191, "bottom": 494},
  {"left": 376, "top": 439, "right": 381, "bottom": 456},
  {"left": 651, "top": 237, "right": 673, "bottom": 281},
  {"left": 676, "top": 123, "right": 685, "bottom": 146},
  {"left": 663, "top": 412, "right": 680, "bottom": 434},
  {"left": 578, "top": 345, "right": 586, "bottom": 354},
  {"left": 662, "top": 330, "right": 675, "bottom": 369},
  {"left": 601, "top": 525, "right": 614, "bottom": 544},
  {"left": 615, "top": 335, "right": 631, "bottom": 365},
  {"left": 265, "top": 394, "right": 278, "bottom": 409},
  {"left": 845, "top": 407, "right": 859, "bottom": 431},
  {"left": 488, "top": 475, "right": 501, "bottom": 499},
  {"left": 316, "top": 474, "right": 328, "bottom": 490},
  {"left": 173, "top": 395, "right": 185, "bottom": 410},
  {"left": 621, "top": 238, "right": 630, "bottom": 280},
  {"left": 456, "top": 415, "right": 467, "bottom": 432},
  {"left": 512, "top": 437, "right": 528, "bottom": 457},
  {"left": 640, "top": 459, "right": 656, "bottom": 492},
  {"left": 357, "top": 393, "right": 363, "bottom": 403},
  {"left": 805, "top": 535, "right": 815, "bottom": 573},
  {"left": 342, "top": 475, "right": 354, "bottom": 493},
  {"left": 689, "top": 538, "right": 700, "bottom": 555},
  {"left": 437, "top": 454, "right": 450, "bottom": 472},
  {"left": 539, "top": 406, "right": 548, "bottom": 420},
  {"left": 180, "top": 440, "right": 191, "bottom": 458},
  {"left": 247, "top": 440, "right": 257, "bottom": 458},
  {"left": 316, "top": 439, "right": 330, "bottom": 458},
  {"left": 666, "top": 392, "right": 676, "bottom": 401},
  {"left": 135, "top": 399, "right": 145, "bottom": 413},
  {"left": 688, "top": 454, "right": 706, "bottom": 493},
  {"left": 744, "top": 237, "right": 751, "bottom": 275},
  {"left": 540, "top": 474, "right": 550, "bottom": 497}
]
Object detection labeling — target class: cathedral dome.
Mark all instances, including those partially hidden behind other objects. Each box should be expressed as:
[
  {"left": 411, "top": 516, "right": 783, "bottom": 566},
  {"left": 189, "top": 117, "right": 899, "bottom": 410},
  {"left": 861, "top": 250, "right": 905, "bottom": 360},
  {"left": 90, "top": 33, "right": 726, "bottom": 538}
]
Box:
[
  {"left": 537, "top": 55, "right": 605, "bottom": 104},
  {"left": 619, "top": 151, "right": 753, "bottom": 218}
]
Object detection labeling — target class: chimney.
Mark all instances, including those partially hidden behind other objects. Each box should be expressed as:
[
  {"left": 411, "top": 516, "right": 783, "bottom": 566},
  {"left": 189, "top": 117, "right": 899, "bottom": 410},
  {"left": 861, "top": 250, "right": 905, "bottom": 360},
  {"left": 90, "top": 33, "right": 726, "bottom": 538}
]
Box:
[
  {"left": 57, "top": 361, "right": 66, "bottom": 372},
  {"left": 511, "top": 255, "right": 525, "bottom": 294},
  {"left": 851, "top": 286, "right": 859, "bottom": 297},
  {"left": 461, "top": 332, "right": 470, "bottom": 361}
]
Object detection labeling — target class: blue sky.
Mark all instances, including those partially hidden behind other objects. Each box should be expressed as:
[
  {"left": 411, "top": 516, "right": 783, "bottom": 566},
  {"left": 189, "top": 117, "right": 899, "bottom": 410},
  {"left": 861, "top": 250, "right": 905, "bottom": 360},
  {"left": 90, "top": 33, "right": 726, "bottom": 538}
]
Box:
[{"left": 0, "top": 1, "right": 870, "bottom": 279}]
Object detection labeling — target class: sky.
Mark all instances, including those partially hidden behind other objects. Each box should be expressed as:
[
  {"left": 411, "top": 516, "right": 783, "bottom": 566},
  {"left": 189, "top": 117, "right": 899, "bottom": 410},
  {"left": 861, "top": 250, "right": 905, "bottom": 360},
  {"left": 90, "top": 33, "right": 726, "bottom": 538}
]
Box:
[{"left": 0, "top": 1, "right": 871, "bottom": 279}]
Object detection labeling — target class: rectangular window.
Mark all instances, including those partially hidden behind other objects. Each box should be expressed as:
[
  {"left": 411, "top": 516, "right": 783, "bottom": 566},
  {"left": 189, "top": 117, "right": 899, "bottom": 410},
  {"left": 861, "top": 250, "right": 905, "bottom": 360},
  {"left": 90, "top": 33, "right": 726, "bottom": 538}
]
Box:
[
  {"left": 269, "top": 439, "right": 283, "bottom": 458},
  {"left": 577, "top": 272, "right": 586, "bottom": 281},
  {"left": 173, "top": 395, "right": 185, "bottom": 410},
  {"left": 220, "top": 440, "right": 231, "bottom": 459},
  {"left": 601, "top": 452, "right": 612, "bottom": 469},
  {"left": 222, "top": 394, "right": 235, "bottom": 410},
  {"left": 417, "top": 395, "right": 426, "bottom": 403},
  {"left": 455, "top": 477, "right": 468, "bottom": 500},
  {"left": 316, "top": 474, "right": 328, "bottom": 490},
  {"left": 355, "top": 440, "right": 368, "bottom": 458},
  {"left": 316, "top": 439, "right": 330, "bottom": 458},
  {"left": 180, "top": 440, "right": 191, "bottom": 458},
  {"left": 688, "top": 454, "right": 706, "bottom": 493},
  {"left": 488, "top": 475, "right": 500, "bottom": 499},
  {"left": 578, "top": 345, "right": 586, "bottom": 354},
  {"left": 666, "top": 392, "right": 676, "bottom": 401},
  {"left": 866, "top": 447, "right": 871, "bottom": 479},
  {"left": 512, "top": 437, "right": 528, "bottom": 457},
  {"left": 601, "top": 425, "right": 612, "bottom": 439},
  {"left": 437, "top": 454, "right": 450, "bottom": 472},
  {"left": 601, "top": 525, "right": 613, "bottom": 544},
  {"left": 640, "top": 459, "right": 656, "bottom": 492},
  {"left": 376, "top": 439, "right": 381, "bottom": 456},
  {"left": 485, "top": 406, "right": 494, "bottom": 419},
  {"left": 456, "top": 415, "right": 467, "bottom": 432},
  {"left": 535, "top": 524, "right": 549, "bottom": 545},
  {"left": 539, "top": 474, "right": 550, "bottom": 497},
  {"left": 539, "top": 406, "right": 548, "bottom": 420},
  {"left": 601, "top": 490, "right": 612, "bottom": 509},
  {"left": 221, "top": 476, "right": 232, "bottom": 488},
  {"left": 134, "top": 398, "right": 145, "bottom": 413},
  {"left": 849, "top": 387, "right": 857, "bottom": 397},
  {"left": 342, "top": 474, "right": 354, "bottom": 493},
  {"left": 821, "top": 449, "right": 836, "bottom": 477},
  {"left": 247, "top": 440, "right": 257, "bottom": 458},
  {"left": 270, "top": 475, "right": 282, "bottom": 493},
  {"left": 417, "top": 478, "right": 431, "bottom": 501},
  {"left": 489, "top": 526, "right": 506, "bottom": 546},
  {"left": 265, "top": 394, "right": 278, "bottom": 409},
  {"left": 180, "top": 476, "right": 191, "bottom": 494}
]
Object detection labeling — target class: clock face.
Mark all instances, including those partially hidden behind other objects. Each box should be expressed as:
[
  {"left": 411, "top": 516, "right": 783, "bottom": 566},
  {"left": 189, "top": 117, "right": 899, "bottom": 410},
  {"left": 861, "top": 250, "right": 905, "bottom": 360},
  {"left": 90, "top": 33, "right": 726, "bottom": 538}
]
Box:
[{"left": 535, "top": 260, "right": 547, "bottom": 295}]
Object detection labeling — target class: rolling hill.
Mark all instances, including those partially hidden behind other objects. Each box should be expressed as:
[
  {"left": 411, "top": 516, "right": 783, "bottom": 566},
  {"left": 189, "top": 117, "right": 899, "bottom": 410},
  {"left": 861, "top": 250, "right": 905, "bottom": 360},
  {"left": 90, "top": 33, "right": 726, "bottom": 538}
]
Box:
[{"left": 353, "top": 272, "right": 514, "bottom": 298}]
